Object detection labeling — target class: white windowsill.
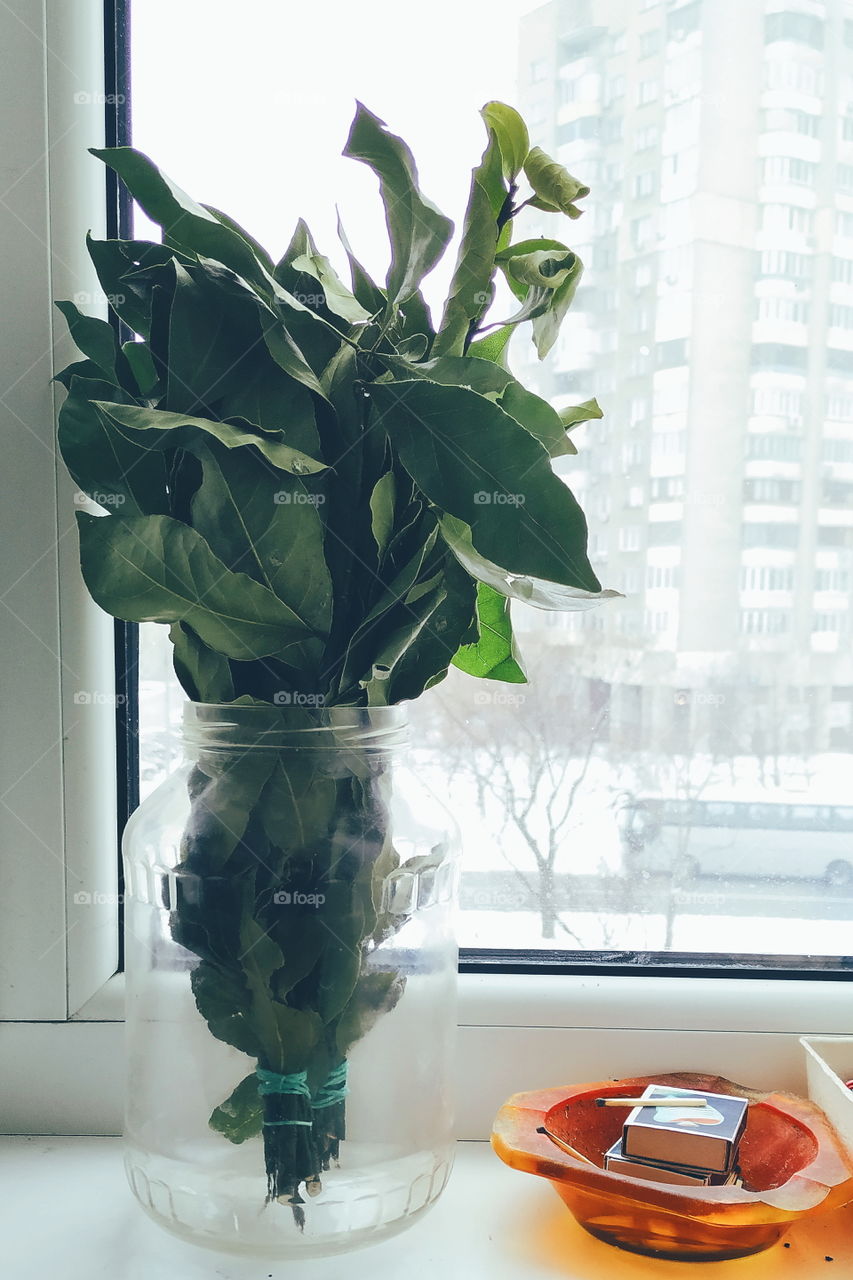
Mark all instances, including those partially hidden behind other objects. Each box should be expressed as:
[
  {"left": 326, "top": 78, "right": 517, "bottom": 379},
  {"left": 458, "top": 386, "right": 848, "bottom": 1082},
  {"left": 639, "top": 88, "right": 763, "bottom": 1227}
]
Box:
[{"left": 2, "top": 1138, "right": 850, "bottom": 1279}]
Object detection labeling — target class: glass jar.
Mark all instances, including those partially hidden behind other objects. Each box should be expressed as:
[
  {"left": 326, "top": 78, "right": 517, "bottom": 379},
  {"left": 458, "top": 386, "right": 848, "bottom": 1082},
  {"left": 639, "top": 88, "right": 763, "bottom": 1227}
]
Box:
[{"left": 122, "top": 702, "right": 459, "bottom": 1258}]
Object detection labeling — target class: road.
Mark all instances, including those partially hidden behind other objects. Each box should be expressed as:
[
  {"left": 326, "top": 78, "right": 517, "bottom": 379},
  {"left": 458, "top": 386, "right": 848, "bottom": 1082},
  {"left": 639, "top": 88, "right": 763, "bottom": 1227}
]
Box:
[{"left": 459, "top": 869, "right": 853, "bottom": 922}]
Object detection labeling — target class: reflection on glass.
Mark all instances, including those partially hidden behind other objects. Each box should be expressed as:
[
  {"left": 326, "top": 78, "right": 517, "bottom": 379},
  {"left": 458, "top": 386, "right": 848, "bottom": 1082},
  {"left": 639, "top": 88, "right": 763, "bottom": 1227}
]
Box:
[{"left": 135, "top": 0, "right": 853, "bottom": 959}]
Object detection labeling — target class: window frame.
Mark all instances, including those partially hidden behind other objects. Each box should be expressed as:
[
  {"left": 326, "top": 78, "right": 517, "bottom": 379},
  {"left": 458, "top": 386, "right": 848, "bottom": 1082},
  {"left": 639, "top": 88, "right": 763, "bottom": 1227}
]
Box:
[{"left": 2, "top": 0, "right": 852, "bottom": 1140}]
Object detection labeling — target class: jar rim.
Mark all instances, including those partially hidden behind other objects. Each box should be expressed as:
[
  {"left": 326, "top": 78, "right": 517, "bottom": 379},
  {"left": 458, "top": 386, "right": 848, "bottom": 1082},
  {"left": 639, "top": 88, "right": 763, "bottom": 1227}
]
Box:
[{"left": 181, "top": 701, "right": 409, "bottom": 752}]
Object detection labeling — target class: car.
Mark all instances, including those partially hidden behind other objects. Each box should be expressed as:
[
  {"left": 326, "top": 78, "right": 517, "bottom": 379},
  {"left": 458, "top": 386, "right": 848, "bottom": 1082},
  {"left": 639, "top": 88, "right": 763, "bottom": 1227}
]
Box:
[{"left": 619, "top": 797, "right": 853, "bottom": 887}]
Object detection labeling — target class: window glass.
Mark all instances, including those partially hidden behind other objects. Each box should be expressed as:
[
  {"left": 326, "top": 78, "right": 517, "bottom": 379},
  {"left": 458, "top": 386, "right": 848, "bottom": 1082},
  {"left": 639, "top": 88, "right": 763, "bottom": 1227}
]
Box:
[{"left": 134, "top": 0, "right": 853, "bottom": 960}]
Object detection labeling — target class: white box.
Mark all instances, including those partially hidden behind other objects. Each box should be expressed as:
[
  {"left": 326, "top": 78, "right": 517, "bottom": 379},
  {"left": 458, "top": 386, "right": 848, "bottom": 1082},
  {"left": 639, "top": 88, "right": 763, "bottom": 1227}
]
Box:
[{"left": 800, "top": 1036, "right": 853, "bottom": 1155}]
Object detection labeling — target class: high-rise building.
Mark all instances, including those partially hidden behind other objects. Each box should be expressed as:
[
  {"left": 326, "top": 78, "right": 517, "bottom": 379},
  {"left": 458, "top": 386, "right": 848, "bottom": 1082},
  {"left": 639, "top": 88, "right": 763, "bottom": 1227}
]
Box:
[{"left": 515, "top": 0, "right": 853, "bottom": 754}]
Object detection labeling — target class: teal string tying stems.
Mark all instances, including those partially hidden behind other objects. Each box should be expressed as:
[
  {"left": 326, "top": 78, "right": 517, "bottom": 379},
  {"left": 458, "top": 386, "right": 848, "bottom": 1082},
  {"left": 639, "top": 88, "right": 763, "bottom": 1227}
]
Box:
[
  {"left": 255, "top": 1067, "right": 313, "bottom": 1126},
  {"left": 312, "top": 1061, "right": 349, "bottom": 1111}
]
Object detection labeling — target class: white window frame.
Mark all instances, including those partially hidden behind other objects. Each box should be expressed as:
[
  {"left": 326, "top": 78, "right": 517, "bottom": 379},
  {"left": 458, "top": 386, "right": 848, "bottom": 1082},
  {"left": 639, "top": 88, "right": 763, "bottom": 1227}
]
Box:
[{"left": 2, "top": 0, "right": 852, "bottom": 1142}]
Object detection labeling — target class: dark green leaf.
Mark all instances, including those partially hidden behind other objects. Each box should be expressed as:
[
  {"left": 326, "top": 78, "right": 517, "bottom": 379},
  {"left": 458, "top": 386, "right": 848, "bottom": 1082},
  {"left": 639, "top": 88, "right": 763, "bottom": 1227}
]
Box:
[
  {"left": 191, "top": 962, "right": 263, "bottom": 1058},
  {"left": 343, "top": 102, "right": 453, "bottom": 304},
  {"left": 91, "top": 401, "right": 325, "bottom": 475},
  {"left": 54, "top": 300, "right": 125, "bottom": 381},
  {"left": 76, "top": 512, "right": 321, "bottom": 661},
  {"left": 121, "top": 340, "right": 158, "bottom": 397},
  {"left": 170, "top": 622, "right": 235, "bottom": 702},
  {"left": 201, "top": 203, "right": 275, "bottom": 272},
  {"left": 369, "top": 472, "right": 396, "bottom": 557},
  {"left": 57, "top": 377, "right": 169, "bottom": 516},
  {"left": 90, "top": 147, "right": 274, "bottom": 295},
  {"left": 370, "top": 380, "right": 601, "bottom": 590},
  {"left": 191, "top": 442, "right": 332, "bottom": 634},
  {"left": 336, "top": 212, "right": 386, "bottom": 314},
  {"left": 390, "top": 553, "right": 478, "bottom": 701},
  {"left": 386, "top": 354, "right": 576, "bottom": 458},
  {"left": 433, "top": 133, "right": 505, "bottom": 358},
  {"left": 85, "top": 234, "right": 190, "bottom": 338},
  {"left": 289, "top": 231, "right": 371, "bottom": 325}
]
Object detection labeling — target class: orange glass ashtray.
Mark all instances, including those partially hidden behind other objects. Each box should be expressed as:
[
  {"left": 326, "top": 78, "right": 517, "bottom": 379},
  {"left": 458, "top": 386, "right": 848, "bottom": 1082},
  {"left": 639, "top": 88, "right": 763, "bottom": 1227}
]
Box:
[{"left": 492, "top": 1071, "right": 853, "bottom": 1262}]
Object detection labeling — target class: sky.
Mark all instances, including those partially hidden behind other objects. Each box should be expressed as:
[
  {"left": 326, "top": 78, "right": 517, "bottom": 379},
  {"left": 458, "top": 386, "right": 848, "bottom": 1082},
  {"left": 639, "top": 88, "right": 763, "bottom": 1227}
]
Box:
[{"left": 131, "top": 0, "right": 548, "bottom": 308}]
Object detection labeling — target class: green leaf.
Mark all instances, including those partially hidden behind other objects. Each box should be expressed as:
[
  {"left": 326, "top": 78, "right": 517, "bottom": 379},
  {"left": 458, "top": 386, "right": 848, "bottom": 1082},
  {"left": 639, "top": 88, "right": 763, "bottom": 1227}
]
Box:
[
  {"left": 216, "top": 345, "right": 321, "bottom": 459},
  {"left": 76, "top": 512, "right": 321, "bottom": 661},
  {"left": 208, "top": 1073, "right": 264, "bottom": 1144},
  {"left": 390, "top": 553, "right": 478, "bottom": 701},
  {"left": 496, "top": 239, "right": 584, "bottom": 358},
  {"left": 336, "top": 971, "right": 405, "bottom": 1058},
  {"left": 467, "top": 324, "right": 513, "bottom": 366},
  {"left": 523, "top": 146, "right": 590, "bottom": 219},
  {"left": 289, "top": 224, "right": 371, "bottom": 324},
  {"left": 343, "top": 102, "right": 453, "bottom": 304},
  {"left": 84, "top": 234, "right": 193, "bottom": 338},
  {"left": 182, "top": 751, "right": 277, "bottom": 870},
  {"left": 54, "top": 300, "right": 126, "bottom": 383},
  {"left": 191, "top": 443, "right": 332, "bottom": 634},
  {"left": 557, "top": 398, "right": 604, "bottom": 455},
  {"left": 369, "top": 472, "right": 396, "bottom": 557},
  {"left": 162, "top": 260, "right": 260, "bottom": 415},
  {"left": 121, "top": 340, "right": 158, "bottom": 397},
  {"left": 90, "top": 147, "right": 275, "bottom": 295},
  {"left": 57, "top": 377, "right": 169, "bottom": 516},
  {"left": 500, "top": 246, "right": 578, "bottom": 293},
  {"left": 433, "top": 131, "right": 506, "bottom": 358},
  {"left": 201, "top": 203, "right": 275, "bottom": 272},
  {"left": 386, "top": 354, "right": 576, "bottom": 458},
  {"left": 358, "top": 580, "right": 447, "bottom": 705},
  {"left": 369, "top": 379, "right": 600, "bottom": 590},
  {"left": 481, "top": 101, "right": 530, "bottom": 182},
  {"left": 190, "top": 962, "right": 263, "bottom": 1058},
  {"left": 239, "top": 912, "right": 324, "bottom": 1071},
  {"left": 440, "top": 513, "right": 621, "bottom": 611},
  {"left": 560, "top": 397, "right": 604, "bottom": 430},
  {"left": 452, "top": 582, "right": 526, "bottom": 682},
  {"left": 336, "top": 212, "right": 386, "bottom": 314},
  {"left": 170, "top": 622, "right": 235, "bottom": 702},
  {"left": 91, "top": 401, "right": 326, "bottom": 475},
  {"left": 260, "top": 757, "right": 336, "bottom": 853}
]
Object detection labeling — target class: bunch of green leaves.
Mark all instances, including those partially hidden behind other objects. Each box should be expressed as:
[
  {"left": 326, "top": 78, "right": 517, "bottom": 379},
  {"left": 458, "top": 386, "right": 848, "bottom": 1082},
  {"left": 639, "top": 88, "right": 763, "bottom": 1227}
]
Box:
[
  {"left": 55, "top": 101, "right": 616, "bottom": 1214},
  {"left": 56, "top": 100, "right": 614, "bottom": 711}
]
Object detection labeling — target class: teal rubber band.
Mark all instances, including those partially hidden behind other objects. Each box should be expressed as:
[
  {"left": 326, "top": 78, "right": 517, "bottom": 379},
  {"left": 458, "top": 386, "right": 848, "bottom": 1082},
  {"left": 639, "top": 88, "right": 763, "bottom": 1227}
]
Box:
[
  {"left": 312, "top": 1061, "right": 349, "bottom": 1111},
  {"left": 255, "top": 1067, "right": 311, "bottom": 1100},
  {"left": 262, "top": 1119, "right": 313, "bottom": 1127}
]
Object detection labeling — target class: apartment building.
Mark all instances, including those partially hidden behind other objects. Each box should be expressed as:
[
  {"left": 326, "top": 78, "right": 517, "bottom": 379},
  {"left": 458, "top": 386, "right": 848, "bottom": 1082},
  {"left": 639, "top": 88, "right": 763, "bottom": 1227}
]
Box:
[{"left": 515, "top": 0, "right": 853, "bottom": 754}]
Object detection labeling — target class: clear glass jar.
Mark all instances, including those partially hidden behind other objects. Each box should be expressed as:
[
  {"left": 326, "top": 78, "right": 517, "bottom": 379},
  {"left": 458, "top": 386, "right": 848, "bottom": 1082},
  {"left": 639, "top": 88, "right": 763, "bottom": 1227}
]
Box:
[{"left": 122, "top": 702, "right": 459, "bottom": 1258}]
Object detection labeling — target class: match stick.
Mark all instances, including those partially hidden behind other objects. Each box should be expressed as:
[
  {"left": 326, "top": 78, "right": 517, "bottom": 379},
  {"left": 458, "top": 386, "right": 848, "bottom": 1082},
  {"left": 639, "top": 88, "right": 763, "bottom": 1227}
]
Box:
[
  {"left": 595, "top": 1096, "right": 709, "bottom": 1108},
  {"left": 536, "top": 1125, "right": 598, "bottom": 1166}
]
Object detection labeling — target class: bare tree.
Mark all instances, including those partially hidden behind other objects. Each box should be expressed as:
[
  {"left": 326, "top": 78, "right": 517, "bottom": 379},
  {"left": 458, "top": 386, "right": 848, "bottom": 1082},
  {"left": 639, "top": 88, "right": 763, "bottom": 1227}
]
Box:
[{"left": 410, "top": 648, "right": 621, "bottom": 941}]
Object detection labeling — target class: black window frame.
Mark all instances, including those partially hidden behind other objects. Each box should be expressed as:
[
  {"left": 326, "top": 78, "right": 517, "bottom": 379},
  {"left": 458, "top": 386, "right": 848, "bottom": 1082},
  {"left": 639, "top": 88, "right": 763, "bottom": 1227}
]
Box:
[{"left": 106, "top": 0, "right": 851, "bottom": 984}]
